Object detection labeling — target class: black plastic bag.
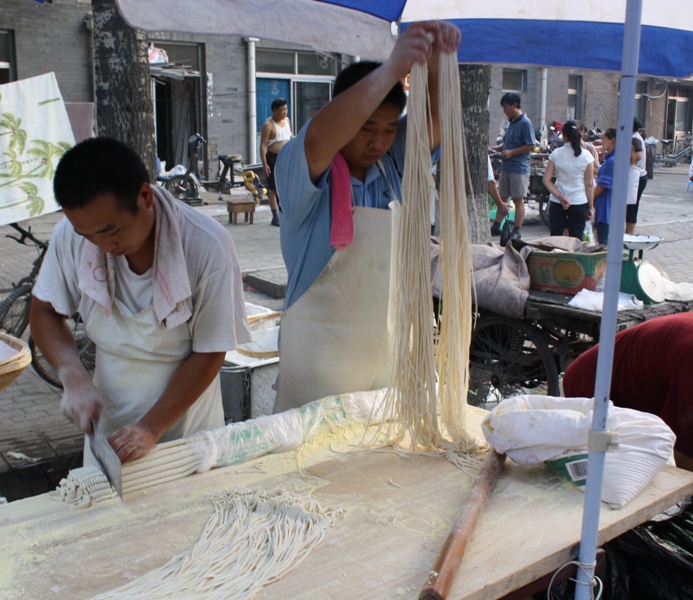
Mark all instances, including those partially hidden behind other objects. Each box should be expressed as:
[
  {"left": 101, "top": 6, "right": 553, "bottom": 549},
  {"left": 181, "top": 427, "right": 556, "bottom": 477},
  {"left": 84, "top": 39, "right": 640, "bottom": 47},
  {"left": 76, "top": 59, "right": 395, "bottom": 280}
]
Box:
[
  {"left": 499, "top": 219, "right": 513, "bottom": 247},
  {"left": 617, "top": 526, "right": 693, "bottom": 600}
]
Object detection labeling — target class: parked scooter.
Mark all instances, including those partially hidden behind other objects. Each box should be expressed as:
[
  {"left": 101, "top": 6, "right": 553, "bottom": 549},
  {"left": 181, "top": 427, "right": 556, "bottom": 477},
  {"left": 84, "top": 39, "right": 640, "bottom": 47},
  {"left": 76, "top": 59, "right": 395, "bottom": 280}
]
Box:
[{"left": 160, "top": 134, "right": 265, "bottom": 204}]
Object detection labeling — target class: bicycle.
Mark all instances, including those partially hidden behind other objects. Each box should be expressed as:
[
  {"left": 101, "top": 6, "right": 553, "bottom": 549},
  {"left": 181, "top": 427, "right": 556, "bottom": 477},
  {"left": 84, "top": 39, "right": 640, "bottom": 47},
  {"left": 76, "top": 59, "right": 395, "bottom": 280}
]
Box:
[
  {"left": 161, "top": 134, "right": 266, "bottom": 204},
  {"left": 0, "top": 222, "right": 95, "bottom": 389},
  {"left": 658, "top": 134, "right": 692, "bottom": 167}
]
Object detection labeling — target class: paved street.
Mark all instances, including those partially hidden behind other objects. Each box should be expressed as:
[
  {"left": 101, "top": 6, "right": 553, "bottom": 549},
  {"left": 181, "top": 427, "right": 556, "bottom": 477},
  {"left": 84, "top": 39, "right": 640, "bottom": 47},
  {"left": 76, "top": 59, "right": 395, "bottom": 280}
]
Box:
[{"left": 1, "top": 164, "right": 691, "bottom": 498}]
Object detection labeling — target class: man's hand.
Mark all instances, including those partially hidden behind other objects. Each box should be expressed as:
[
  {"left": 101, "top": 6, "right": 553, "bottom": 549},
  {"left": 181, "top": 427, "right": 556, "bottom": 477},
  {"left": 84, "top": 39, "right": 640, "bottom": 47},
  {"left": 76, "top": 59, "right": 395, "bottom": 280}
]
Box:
[
  {"left": 264, "top": 163, "right": 271, "bottom": 178},
  {"left": 385, "top": 21, "right": 461, "bottom": 82},
  {"left": 500, "top": 149, "right": 513, "bottom": 159},
  {"left": 108, "top": 422, "right": 159, "bottom": 464},
  {"left": 61, "top": 376, "right": 102, "bottom": 433}
]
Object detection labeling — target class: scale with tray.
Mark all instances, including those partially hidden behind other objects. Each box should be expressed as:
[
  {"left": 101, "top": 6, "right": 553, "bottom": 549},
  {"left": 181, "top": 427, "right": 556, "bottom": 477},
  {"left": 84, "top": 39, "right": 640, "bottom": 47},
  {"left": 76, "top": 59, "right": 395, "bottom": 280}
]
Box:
[{"left": 620, "top": 234, "right": 667, "bottom": 304}]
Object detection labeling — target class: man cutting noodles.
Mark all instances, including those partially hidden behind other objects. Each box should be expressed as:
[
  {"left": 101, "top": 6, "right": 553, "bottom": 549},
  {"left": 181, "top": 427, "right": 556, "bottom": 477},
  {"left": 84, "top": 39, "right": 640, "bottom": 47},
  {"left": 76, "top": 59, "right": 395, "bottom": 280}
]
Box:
[
  {"left": 273, "top": 21, "right": 460, "bottom": 412},
  {"left": 30, "top": 138, "right": 251, "bottom": 464}
]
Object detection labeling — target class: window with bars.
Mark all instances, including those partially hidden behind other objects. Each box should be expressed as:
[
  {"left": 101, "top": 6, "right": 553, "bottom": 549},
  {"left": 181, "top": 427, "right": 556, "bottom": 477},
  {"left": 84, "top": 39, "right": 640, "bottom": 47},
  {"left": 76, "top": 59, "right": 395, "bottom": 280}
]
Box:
[
  {"left": 567, "top": 74, "right": 583, "bottom": 120},
  {"left": 0, "top": 30, "right": 16, "bottom": 85},
  {"left": 502, "top": 68, "right": 526, "bottom": 92}
]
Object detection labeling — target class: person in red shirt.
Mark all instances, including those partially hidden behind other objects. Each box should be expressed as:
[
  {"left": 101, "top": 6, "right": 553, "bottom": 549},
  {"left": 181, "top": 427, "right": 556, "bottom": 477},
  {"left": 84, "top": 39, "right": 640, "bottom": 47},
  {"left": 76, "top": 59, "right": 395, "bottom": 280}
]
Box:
[{"left": 563, "top": 313, "right": 693, "bottom": 471}]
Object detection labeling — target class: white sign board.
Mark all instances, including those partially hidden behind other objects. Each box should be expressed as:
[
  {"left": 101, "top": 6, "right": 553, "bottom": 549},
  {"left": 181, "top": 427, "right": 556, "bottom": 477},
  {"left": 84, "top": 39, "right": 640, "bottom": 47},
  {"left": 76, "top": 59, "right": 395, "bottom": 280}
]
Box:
[{"left": 0, "top": 73, "right": 75, "bottom": 226}]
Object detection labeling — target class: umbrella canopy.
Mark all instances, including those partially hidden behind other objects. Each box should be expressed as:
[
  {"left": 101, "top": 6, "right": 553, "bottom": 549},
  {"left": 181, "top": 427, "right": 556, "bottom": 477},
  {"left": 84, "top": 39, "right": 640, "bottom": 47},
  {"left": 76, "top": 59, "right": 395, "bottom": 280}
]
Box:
[{"left": 117, "top": 0, "right": 693, "bottom": 77}]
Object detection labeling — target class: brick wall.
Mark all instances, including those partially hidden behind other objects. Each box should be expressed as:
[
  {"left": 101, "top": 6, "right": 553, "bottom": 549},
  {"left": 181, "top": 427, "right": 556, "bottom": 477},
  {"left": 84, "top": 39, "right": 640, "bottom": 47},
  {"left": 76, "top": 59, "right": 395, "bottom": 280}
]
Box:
[{"left": 0, "top": 0, "right": 93, "bottom": 102}]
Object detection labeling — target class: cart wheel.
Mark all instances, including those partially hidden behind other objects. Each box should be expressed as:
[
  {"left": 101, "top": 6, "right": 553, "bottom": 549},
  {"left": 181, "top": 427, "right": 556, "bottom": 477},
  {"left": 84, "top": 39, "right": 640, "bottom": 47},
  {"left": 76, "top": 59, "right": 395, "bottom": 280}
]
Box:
[
  {"left": 164, "top": 175, "right": 198, "bottom": 201},
  {"left": 539, "top": 200, "right": 550, "bottom": 229},
  {"left": 468, "top": 315, "right": 559, "bottom": 409}
]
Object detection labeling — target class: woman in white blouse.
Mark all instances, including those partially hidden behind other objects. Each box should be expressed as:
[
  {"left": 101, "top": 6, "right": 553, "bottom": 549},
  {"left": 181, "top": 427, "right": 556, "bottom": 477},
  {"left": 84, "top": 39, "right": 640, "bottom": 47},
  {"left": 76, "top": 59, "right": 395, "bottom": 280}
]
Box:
[{"left": 542, "top": 120, "right": 594, "bottom": 239}]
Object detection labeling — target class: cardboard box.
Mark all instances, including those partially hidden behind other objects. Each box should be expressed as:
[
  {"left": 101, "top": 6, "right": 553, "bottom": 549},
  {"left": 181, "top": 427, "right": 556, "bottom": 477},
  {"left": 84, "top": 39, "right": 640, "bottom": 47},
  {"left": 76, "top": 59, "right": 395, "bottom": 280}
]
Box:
[{"left": 527, "top": 250, "right": 608, "bottom": 295}]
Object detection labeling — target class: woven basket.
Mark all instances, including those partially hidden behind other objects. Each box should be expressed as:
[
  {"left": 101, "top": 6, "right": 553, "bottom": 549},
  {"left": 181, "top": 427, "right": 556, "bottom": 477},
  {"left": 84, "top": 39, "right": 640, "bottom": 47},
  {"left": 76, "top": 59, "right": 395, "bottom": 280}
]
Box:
[
  {"left": 237, "top": 312, "right": 281, "bottom": 359},
  {"left": 0, "top": 332, "right": 31, "bottom": 393}
]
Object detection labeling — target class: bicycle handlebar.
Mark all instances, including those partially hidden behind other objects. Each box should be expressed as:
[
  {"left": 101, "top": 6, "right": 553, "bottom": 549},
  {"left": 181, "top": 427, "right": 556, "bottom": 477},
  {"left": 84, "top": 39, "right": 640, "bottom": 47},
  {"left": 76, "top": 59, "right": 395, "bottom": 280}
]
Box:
[{"left": 6, "top": 222, "right": 48, "bottom": 250}]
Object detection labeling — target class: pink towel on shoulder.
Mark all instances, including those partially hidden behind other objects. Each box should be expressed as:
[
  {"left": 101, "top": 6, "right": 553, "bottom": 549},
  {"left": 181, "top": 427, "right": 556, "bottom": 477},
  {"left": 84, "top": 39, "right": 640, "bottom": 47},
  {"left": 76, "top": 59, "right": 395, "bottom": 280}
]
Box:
[{"left": 330, "top": 152, "right": 353, "bottom": 249}]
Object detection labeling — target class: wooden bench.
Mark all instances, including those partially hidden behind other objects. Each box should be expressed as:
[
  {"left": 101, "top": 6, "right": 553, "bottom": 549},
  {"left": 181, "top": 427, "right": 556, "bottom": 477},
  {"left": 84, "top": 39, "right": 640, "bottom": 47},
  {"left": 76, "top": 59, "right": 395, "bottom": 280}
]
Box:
[{"left": 227, "top": 198, "right": 255, "bottom": 224}]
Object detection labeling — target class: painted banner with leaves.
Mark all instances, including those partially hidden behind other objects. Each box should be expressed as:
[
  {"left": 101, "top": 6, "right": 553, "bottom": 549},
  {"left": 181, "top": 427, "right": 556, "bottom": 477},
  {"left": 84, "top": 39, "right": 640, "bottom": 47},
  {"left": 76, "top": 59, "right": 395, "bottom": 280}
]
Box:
[{"left": 0, "top": 73, "right": 75, "bottom": 226}]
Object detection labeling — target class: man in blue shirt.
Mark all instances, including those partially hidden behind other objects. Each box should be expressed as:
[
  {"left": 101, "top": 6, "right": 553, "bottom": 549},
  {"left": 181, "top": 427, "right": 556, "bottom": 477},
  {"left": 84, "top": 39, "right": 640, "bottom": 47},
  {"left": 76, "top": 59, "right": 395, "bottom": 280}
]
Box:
[
  {"left": 490, "top": 92, "right": 535, "bottom": 241},
  {"left": 273, "top": 21, "right": 461, "bottom": 412}
]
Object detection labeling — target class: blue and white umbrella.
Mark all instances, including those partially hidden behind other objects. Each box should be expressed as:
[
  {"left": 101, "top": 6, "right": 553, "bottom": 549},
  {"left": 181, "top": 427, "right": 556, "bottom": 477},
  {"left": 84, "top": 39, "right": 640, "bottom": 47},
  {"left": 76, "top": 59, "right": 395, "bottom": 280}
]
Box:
[
  {"left": 118, "top": 1, "right": 693, "bottom": 597},
  {"left": 117, "top": 0, "right": 693, "bottom": 77}
]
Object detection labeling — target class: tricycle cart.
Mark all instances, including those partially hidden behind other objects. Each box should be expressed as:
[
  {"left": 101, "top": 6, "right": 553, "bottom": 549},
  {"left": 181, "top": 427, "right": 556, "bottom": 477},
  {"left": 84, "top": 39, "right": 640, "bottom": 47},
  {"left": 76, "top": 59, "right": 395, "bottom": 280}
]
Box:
[{"left": 468, "top": 291, "right": 693, "bottom": 408}]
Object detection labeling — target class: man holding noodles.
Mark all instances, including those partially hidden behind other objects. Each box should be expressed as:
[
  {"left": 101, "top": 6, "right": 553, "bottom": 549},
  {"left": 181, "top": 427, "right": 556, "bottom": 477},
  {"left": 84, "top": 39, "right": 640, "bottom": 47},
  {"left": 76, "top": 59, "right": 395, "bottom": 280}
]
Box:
[{"left": 273, "top": 21, "right": 460, "bottom": 412}]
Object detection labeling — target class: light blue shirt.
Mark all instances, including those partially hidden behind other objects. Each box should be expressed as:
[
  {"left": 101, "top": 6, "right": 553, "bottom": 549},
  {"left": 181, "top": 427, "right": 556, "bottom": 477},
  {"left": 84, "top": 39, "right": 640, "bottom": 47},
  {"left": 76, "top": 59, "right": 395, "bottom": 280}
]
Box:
[
  {"left": 276, "top": 116, "right": 412, "bottom": 310},
  {"left": 502, "top": 113, "right": 535, "bottom": 174}
]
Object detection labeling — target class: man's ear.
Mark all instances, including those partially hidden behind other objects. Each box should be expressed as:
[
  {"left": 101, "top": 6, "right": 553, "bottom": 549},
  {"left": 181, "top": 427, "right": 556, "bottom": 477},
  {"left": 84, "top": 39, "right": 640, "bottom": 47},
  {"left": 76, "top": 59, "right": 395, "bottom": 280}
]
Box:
[{"left": 139, "top": 183, "right": 155, "bottom": 210}]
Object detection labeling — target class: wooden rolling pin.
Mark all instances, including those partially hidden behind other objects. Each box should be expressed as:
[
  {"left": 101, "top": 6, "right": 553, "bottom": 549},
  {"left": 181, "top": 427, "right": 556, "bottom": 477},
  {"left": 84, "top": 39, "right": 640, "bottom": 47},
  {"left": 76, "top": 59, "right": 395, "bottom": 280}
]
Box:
[{"left": 419, "top": 450, "right": 507, "bottom": 600}]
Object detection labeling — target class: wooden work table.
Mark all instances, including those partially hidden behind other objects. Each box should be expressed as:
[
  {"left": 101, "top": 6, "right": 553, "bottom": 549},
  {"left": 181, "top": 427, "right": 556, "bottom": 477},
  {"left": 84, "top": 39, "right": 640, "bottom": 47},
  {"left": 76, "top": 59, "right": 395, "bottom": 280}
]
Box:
[{"left": 2, "top": 407, "right": 692, "bottom": 599}]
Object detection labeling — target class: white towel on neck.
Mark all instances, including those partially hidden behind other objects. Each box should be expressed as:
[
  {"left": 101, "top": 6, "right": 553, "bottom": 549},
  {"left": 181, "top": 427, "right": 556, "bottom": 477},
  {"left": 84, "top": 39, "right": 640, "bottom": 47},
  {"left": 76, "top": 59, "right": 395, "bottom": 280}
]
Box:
[{"left": 77, "top": 186, "right": 192, "bottom": 328}]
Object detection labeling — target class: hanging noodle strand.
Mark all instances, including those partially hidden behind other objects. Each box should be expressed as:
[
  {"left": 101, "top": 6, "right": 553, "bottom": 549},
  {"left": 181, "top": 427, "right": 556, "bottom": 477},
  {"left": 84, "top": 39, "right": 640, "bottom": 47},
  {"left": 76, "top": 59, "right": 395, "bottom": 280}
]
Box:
[{"left": 371, "top": 52, "right": 476, "bottom": 455}]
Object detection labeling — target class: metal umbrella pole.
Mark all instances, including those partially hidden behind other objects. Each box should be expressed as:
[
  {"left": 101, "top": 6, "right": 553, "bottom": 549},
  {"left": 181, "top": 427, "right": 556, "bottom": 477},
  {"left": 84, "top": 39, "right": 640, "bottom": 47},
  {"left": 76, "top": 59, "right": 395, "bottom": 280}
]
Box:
[{"left": 574, "top": 0, "right": 643, "bottom": 597}]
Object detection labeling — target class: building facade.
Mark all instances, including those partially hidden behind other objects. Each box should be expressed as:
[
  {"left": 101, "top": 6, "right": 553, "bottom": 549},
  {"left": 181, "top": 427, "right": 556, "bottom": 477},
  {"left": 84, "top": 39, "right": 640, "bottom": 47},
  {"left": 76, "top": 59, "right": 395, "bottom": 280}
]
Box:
[
  {"left": 489, "top": 64, "right": 693, "bottom": 150},
  {"left": 0, "top": 0, "right": 341, "bottom": 180},
  {"left": 2, "top": 1, "right": 691, "bottom": 173}
]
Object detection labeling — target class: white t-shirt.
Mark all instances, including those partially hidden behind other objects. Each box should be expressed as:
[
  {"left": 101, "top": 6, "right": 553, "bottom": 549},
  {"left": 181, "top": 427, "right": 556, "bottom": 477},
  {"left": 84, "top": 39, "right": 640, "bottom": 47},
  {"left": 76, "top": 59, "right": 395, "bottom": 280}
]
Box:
[
  {"left": 632, "top": 131, "right": 647, "bottom": 177},
  {"left": 487, "top": 156, "right": 494, "bottom": 182},
  {"left": 548, "top": 145, "right": 594, "bottom": 206},
  {"left": 33, "top": 202, "right": 251, "bottom": 354}
]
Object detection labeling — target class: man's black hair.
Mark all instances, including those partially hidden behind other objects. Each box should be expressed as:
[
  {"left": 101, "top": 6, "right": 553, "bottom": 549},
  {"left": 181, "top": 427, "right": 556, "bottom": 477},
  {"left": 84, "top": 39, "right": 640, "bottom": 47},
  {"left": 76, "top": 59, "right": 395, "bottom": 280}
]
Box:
[
  {"left": 53, "top": 137, "right": 150, "bottom": 214},
  {"left": 271, "top": 97, "right": 288, "bottom": 111},
  {"left": 632, "top": 117, "right": 642, "bottom": 133},
  {"left": 500, "top": 92, "right": 522, "bottom": 108},
  {"left": 334, "top": 60, "right": 407, "bottom": 114}
]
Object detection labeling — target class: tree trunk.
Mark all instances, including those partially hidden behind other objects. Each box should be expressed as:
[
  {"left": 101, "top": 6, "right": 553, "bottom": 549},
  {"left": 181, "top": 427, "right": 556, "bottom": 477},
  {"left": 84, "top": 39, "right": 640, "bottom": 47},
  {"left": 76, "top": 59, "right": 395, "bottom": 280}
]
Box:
[
  {"left": 459, "top": 64, "right": 492, "bottom": 244},
  {"left": 92, "top": 0, "right": 157, "bottom": 181}
]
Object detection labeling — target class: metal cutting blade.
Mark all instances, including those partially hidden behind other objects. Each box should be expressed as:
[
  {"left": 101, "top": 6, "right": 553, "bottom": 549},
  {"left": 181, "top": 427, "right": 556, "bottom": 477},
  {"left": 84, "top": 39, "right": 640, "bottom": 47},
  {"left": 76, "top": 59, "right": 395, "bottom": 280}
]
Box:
[{"left": 89, "top": 424, "right": 123, "bottom": 499}]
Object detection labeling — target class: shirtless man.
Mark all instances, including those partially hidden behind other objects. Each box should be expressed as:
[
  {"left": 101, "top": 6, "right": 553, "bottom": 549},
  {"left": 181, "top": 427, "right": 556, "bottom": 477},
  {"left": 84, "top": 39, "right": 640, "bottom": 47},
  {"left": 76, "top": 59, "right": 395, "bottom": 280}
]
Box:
[{"left": 260, "top": 98, "right": 292, "bottom": 226}]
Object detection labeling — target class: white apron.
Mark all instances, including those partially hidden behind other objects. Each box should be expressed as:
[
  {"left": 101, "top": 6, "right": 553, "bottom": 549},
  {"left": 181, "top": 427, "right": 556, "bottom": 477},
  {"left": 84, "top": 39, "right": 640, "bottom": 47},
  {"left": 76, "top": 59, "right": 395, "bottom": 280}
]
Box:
[
  {"left": 275, "top": 206, "right": 396, "bottom": 413},
  {"left": 82, "top": 297, "right": 223, "bottom": 465}
]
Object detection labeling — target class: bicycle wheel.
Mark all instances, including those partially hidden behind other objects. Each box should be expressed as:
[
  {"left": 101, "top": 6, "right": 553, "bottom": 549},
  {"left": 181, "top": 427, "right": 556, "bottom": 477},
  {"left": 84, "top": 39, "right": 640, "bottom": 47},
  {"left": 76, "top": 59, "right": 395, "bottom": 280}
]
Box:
[
  {"left": 0, "top": 284, "right": 33, "bottom": 338},
  {"left": 468, "top": 315, "right": 559, "bottom": 410},
  {"left": 164, "top": 175, "right": 198, "bottom": 201},
  {"left": 29, "top": 317, "right": 96, "bottom": 389}
]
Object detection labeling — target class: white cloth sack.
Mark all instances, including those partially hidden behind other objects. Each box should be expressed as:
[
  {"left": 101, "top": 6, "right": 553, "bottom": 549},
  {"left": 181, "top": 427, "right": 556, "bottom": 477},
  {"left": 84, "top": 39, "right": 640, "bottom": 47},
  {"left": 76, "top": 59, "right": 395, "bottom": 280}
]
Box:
[
  {"left": 662, "top": 275, "right": 693, "bottom": 301},
  {"left": 481, "top": 395, "right": 675, "bottom": 508},
  {"left": 568, "top": 288, "right": 643, "bottom": 312}
]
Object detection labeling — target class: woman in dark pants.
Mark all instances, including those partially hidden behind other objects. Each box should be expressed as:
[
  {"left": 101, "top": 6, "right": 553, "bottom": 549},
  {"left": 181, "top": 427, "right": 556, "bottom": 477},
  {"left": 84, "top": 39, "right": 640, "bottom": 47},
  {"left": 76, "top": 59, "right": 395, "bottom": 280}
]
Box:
[
  {"left": 627, "top": 119, "right": 647, "bottom": 235},
  {"left": 542, "top": 120, "right": 595, "bottom": 239}
]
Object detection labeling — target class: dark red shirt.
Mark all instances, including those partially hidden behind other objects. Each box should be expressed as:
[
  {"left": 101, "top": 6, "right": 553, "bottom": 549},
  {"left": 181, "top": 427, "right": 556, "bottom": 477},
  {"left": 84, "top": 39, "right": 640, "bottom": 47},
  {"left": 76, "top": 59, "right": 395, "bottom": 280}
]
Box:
[{"left": 563, "top": 313, "right": 693, "bottom": 457}]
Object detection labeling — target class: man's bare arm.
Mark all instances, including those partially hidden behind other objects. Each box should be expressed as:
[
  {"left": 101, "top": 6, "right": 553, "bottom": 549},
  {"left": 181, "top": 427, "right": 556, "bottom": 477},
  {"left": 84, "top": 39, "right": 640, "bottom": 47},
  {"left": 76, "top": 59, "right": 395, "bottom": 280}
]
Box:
[
  {"left": 501, "top": 144, "right": 535, "bottom": 159},
  {"left": 30, "top": 297, "right": 101, "bottom": 432},
  {"left": 304, "top": 21, "right": 459, "bottom": 183},
  {"left": 108, "top": 350, "right": 226, "bottom": 463},
  {"left": 260, "top": 121, "right": 275, "bottom": 177}
]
